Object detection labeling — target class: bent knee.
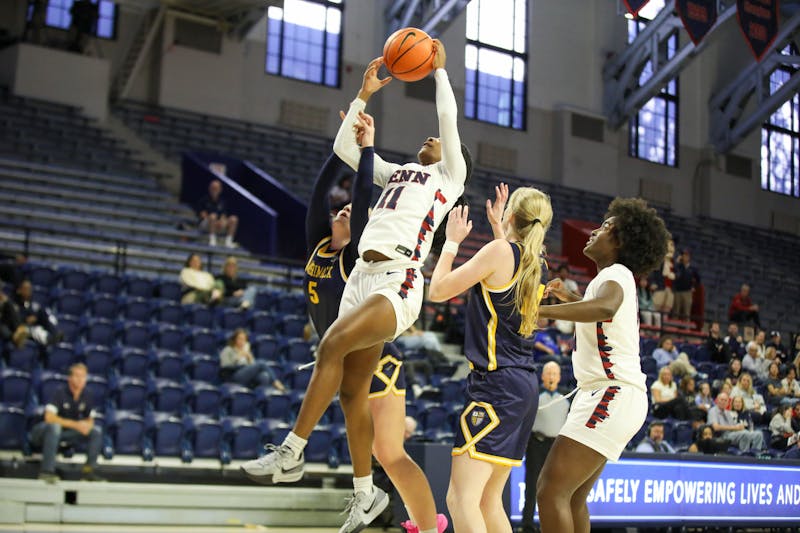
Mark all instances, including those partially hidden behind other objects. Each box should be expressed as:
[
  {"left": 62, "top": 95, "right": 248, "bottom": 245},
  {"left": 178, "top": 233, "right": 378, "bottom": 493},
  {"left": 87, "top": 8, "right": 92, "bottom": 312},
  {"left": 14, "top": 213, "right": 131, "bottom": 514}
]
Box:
[{"left": 372, "top": 441, "right": 406, "bottom": 471}]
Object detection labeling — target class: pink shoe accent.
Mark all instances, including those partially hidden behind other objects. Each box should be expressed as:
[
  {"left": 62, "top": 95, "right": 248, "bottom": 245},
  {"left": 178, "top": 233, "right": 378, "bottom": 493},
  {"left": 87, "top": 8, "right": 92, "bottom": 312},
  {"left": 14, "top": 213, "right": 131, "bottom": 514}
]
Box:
[{"left": 400, "top": 513, "right": 448, "bottom": 533}]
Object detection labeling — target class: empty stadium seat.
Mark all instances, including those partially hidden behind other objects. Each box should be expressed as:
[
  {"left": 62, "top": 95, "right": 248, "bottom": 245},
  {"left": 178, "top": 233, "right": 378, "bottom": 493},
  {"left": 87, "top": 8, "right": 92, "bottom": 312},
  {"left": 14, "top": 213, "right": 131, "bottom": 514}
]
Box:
[
  {"left": 90, "top": 293, "right": 119, "bottom": 320},
  {"left": 7, "top": 343, "right": 39, "bottom": 373},
  {"left": 84, "top": 344, "right": 116, "bottom": 377},
  {"left": 189, "top": 354, "right": 219, "bottom": 383},
  {"left": 107, "top": 409, "right": 148, "bottom": 457},
  {"left": 156, "top": 302, "right": 185, "bottom": 326},
  {"left": 148, "top": 411, "right": 188, "bottom": 460},
  {"left": 94, "top": 272, "right": 124, "bottom": 295},
  {"left": 256, "top": 388, "right": 292, "bottom": 421},
  {"left": 37, "top": 370, "right": 67, "bottom": 406},
  {"left": 60, "top": 269, "right": 92, "bottom": 291},
  {"left": 151, "top": 378, "right": 185, "bottom": 414},
  {"left": 185, "top": 414, "right": 226, "bottom": 461},
  {"left": 56, "top": 290, "right": 86, "bottom": 316},
  {"left": 155, "top": 324, "right": 184, "bottom": 352},
  {"left": 250, "top": 311, "right": 277, "bottom": 335},
  {"left": 85, "top": 318, "right": 117, "bottom": 346},
  {"left": 121, "top": 321, "right": 152, "bottom": 349},
  {"left": 220, "top": 308, "right": 249, "bottom": 331},
  {"left": 220, "top": 383, "right": 257, "bottom": 418},
  {"left": 123, "top": 298, "right": 153, "bottom": 323},
  {"left": 253, "top": 334, "right": 280, "bottom": 361},
  {"left": 1, "top": 369, "right": 32, "bottom": 408},
  {"left": 279, "top": 314, "right": 306, "bottom": 338},
  {"left": 222, "top": 416, "right": 261, "bottom": 459},
  {"left": 118, "top": 347, "right": 152, "bottom": 378},
  {"left": 114, "top": 376, "right": 149, "bottom": 412},
  {"left": 153, "top": 350, "right": 186, "bottom": 381},
  {"left": 0, "top": 404, "right": 27, "bottom": 450},
  {"left": 188, "top": 381, "right": 222, "bottom": 416},
  {"left": 157, "top": 280, "right": 182, "bottom": 301},
  {"left": 189, "top": 328, "right": 219, "bottom": 356},
  {"left": 284, "top": 339, "right": 312, "bottom": 363},
  {"left": 45, "top": 342, "right": 77, "bottom": 373},
  {"left": 186, "top": 305, "right": 214, "bottom": 329}
]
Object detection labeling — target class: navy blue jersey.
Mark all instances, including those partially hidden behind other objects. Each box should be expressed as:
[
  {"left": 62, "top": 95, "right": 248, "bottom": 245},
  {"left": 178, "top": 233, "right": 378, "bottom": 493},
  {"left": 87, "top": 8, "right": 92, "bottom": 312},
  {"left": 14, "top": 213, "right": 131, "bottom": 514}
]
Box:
[
  {"left": 304, "top": 150, "right": 373, "bottom": 337},
  {"left": 463, "top": 242, "right": 548, "bottom": 371}
]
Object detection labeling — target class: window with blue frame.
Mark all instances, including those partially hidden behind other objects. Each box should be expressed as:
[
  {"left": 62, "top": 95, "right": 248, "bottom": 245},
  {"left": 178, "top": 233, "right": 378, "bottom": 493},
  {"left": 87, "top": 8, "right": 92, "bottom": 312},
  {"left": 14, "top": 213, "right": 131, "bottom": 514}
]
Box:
[
  {"left": 761, "top": 45, "right": 800, "bottom": 198},
  {"left": 627, "top": 0, "right": 679, "bottom": 167},
  {"left": 464, "top": 0, "right": 527, "bottom": 130},
  {"left": 265, "top": 0, "right": 342, "bottom": 87},
  {"left": 28, "top": 0, "right": 117, "bottom": 40}
]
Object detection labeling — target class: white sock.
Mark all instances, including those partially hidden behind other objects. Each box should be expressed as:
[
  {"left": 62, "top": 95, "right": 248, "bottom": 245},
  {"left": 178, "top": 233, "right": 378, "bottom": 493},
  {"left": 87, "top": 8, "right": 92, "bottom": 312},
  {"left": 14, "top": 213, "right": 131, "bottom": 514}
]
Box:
[
  {"left": 352, "top": 474, "right": 373, "bottom": 497},
  {"left": 282, "top": 432, "right": 307, "bottom": 460},
  {"left": 225, "top": 235, "right": 233, "bottom": 246},
  {"left": 209, "top": 234, "right": 217, "bottom": 246}
]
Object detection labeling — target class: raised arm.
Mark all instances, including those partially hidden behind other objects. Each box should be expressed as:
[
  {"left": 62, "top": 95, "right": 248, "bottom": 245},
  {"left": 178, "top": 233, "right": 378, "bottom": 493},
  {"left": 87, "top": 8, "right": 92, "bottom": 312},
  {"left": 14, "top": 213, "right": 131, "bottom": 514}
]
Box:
[
  {"left": 306, "top": 154, "right": 349, "bottom": 252},
  {"left": 342, "top": 112, "right": 376, "bottom": 272},
  {"left": 432, "top": 41, "right": 466, "bottom": 184}
]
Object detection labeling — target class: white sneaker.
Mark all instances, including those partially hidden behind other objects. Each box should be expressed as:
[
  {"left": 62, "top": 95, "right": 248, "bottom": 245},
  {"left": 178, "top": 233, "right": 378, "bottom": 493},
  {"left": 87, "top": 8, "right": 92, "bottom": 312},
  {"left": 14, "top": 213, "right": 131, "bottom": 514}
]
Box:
[
  {"left": 338, "top": 487, "right": 389, "bottom": 533},
  {"left": 240, "top": 444, "right": 304, "bottom": 484},
  {"left": 209, "top": 234, "right": 217, "bottom": 246},
  {"left": 224, "top": 235, "right": 235, "bottom": 248}
]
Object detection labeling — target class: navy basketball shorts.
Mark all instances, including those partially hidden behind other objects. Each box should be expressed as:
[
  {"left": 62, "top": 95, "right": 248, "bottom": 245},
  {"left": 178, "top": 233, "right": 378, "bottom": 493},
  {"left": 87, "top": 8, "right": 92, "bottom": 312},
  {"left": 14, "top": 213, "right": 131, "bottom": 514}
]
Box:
[
  {"left": 368, "top": 354, "right": 406, "bottom": 399},
  {"left": 453, "top": 367, "right": 539, "bottom": 466}
]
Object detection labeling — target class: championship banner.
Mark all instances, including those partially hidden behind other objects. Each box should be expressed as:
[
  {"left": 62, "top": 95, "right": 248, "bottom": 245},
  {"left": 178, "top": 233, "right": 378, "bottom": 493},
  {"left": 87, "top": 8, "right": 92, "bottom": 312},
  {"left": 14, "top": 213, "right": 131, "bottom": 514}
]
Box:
[
  {"left": 676, "top": 0, "right": 718, "bottom": 45},
  {"left": 623, "top": 0, "right": 651, "bottom": 17},
  {"left": 737, "top": 0, "right": 780, "bottom": 60},
  {"left": 510, "top": 457, "right": 800, "bottom": 525}
]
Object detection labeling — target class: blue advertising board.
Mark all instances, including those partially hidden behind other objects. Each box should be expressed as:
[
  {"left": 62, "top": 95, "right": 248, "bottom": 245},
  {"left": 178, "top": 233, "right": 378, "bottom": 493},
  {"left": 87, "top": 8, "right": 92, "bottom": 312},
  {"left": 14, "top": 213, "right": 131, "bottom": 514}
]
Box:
[{"left": 510, "top": 457, "right": 800, "bottom": 525}]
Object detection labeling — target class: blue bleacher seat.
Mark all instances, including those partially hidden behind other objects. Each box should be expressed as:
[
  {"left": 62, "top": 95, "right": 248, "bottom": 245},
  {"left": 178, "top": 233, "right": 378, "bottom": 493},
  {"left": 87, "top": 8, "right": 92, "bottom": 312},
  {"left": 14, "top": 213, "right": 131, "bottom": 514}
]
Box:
[
  {"left": 305, "top": 424, "right": 333, "bottom": 463},
  {"left": 154, "top": 350, "right": 186, "bottom": 381},
  {"left": 7, "top": 343, "right": 39, "bottom": 373},
  {"left": 155, "top": 324, "right": 184, "bottom": 352},
  {"left": 189, "top": 354, "right": 219, "bottom": 383},
  {"left": 439, "top": 378, "right": 464, "bottom": 404},
  {"left": 0, "top": 404, "right": 27, "bottom": 450},
  {"left": 262, "top": 420, "right": 293, "bottom": 446},
  {"left": 46, "top": 342, "right": 77, "bottom": 373},
  {"left": 90, "top": 293, "right": 119, "bottom": 320},
  {"left": 1, "top": 369, "right": 32, "bottom": 408},
  {"left": 152, "top": 378, "right": 185, "bottom": 414},
  {"left": 56, "top": 314, "right": 83, "bottom": 343},
  {"left": 190, "top": 329, "right": 218, "bottom": 356},
  {"left": 220, "top": 383, "right": 257, "bottom": 418},
  {"left": 114, "top": 376, "right": 148, "bottom": 413},
  {"left": 126, "top": 276, "right": 155, "bottom": 298},
  {"left": 37, "top": 370, "right": 67, "bottom": 406},
  {"left": 85, "top": 375, "right": 110, "bottom": 411},
  {"left": 277, "top": 293, "right": 306, "bottom": 315},
  {"left": 254, "top": 290, "right": 277, "bottom": 311},
  {"left": 222, "top": 416, "right": 262, "bottom": 459},
  {"left": 251, "top": 311, "right": 277, "bottom": 335},
  {"left": 280, "top": 314, "right": 306, "bottom": 338},
  {"left": 288, "top": 365, "right": 312, "bottom": 391},
  {"left": 28, "top": 265, "right": 59, "bottom": 287},
  {"left": 186, "top": 414, "right": 225, "bottom": 461},
  {"left": 94, "top": 273, "right": 123, "bottom": 295},
  {"left": 85, "top": 318, "right": 117, "bottom": 346},
  {"left": 418, "top": 403, "right": 448, "bottom": 431},
  {"left": 284, "top": 339, "right": 311, "bottom": 363},
  {"left": 148, "top": 411, "right": 187, "bottom": 459},
  {"left": 157, "top": 302, "right": 184, "bottom": 326},
  {"left": 253, "top": 334, "right": 280, "bottom": 361},
  {"left": 56, "top": 290, "right": 86, "bottom": 316},
  {"left": 256, "top": 388, "right": 291, "bottom": 421},
  {"left": 673, "top": 421, "right": 694, "bottom": 447},
  {"left": 118, "top": 347, "right": 152, "bottom": 378},
  {"left": 61, "top": 269, "right": 91, "bottom": 291},
  {"left": 220, "top": 308, "right": 249, "bottom": 331},
  {"left": 121, "top": 321, "right": 152, "bottom": 349},
  {"left": 186, "top": 305, "right": 214, "bottom": 329},
  {"left": 84, "top": 344, "right": 116, "bottom": 377},
  {"left": 123, "top": 298, "right": 152, "bottom": 323},
  {"left": 108, "top": 409, "right": 147, "bottom": 456},
  {"left": 694, "top": 345, "right": 711, "bottom": 362},
  {"left": 188, "top": 381, "right": 222, "bottom": 416},
  {"left": 640, "top": 356, "right": 657, "bottom": 375},
  {"left": 157, "top": 280, "right": 183, "bottom": 302}
]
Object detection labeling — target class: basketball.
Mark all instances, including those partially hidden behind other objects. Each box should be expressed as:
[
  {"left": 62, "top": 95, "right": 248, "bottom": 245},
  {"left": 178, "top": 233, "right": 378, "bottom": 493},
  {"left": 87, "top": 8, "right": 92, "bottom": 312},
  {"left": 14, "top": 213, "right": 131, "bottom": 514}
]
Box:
[{"left": 382, "top": 27, "right": 435, "bottom": 82}]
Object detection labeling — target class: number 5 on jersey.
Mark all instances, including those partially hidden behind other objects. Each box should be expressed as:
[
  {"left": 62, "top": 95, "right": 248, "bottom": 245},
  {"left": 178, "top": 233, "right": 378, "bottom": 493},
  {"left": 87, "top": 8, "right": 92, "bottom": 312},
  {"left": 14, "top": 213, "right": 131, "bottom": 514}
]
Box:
[{"left": 308, "top": 281, "right": 319, "bottom": 304}]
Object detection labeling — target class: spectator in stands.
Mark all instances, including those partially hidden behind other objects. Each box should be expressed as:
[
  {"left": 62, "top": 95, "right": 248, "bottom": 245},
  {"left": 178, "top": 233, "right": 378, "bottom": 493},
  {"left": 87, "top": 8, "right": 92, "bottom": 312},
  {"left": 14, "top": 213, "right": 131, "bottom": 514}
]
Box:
[
  {"left": 521, "top": 362, "right": 569, "bottom": 533},
  {"left": 328, "top": 175, "right": 352, "bottom": 212},
  {"left": 197, "top": 180, "right": 238, "bottom": 248},
  {"left": 649, "top": 238, "right": 675, "bottom": 316},
  {"left": 724, "top": 322, "right": 745, "bottom": 357},
  {"left": 743, "top": 342, "right": 769, "bottom": 381},
  {"left": 768, "top": 405, "right": 796, "bottom": 451},
  {"left": 652, "top": 336, "right": 696, "bottom": 378},
  {"left": 395, "top": 324, "right": 445, "bottom": 357},
  {"left": 730, "top": 395, "right": 756, "bottom": 432},
  {"left": 724, "top": 358, "right": 744, "bottom": 388},
  {"left": 0, "top": 253, "right": 26, "bottom": 288},
  {"left": 687, "top": 424, "right": 728, "bottom": 455},
  {"left": 0, "top": 285, "right": 28, "bottom": 348},
  {"left": 219, "top": 329, "right": 285, "bottom": 391},
  {"left": 695, "top": 381, "right": 714, "bottom": 416},
  {"left": 635, "top": 421, "right": 676, "bottom": 453},
  {"left": 14, "top": 280, "right": 60, "bottom": 346},
  {"left": 179, "top": 253, "right": 223, "bottom": 305},
  {"left": 765, "top": 362, "right": 788, "bottom": 404},
  {"left": 533, "top": 319, "right": 565, "bottom": 364},
  {"left": 553, "top": 265, "right": 579, "bottom": 334},
  {"left": 68, "top": 0, "right": 98, "bottom": 53},
  {"left": 672, "top": 249, "right": 700, "bottom": 322},
  {"left": 705, "top": 322, "right": 731, "bottom": 364},
  {"left": 731, "top": 372, "right": 767, "bottom": 423},
  {"left": 218, "top": 257, "right": 256, "bottom": 309},
  {"left": 679, "top": 376, "right": 708, "bottom": 427},
  {"left": 707, "top": 391, "right": 764, "bottom": 452},
  {"left": 746, "top": 330, "right": 766, "bottom": 359},
  {"left": 651, "top": 367, "right": 690, "bottom": 420},
  {"left": 29, "top": 363, "right": 104, "bottom": 483},
  {"left": 637, "top": 276, "right": 661, "bottom": 329},
  {"left": 781, "top": 367, "right": 800, "bottom": 401},
  {"left": 728, "top": 283, "right": 761, "bottom": 329},
  {"left": 792, "top": 402, "right": 800, "bottom": 433},
  {"left": 766, "top": 330, "right": 788, "bottom": 364}
]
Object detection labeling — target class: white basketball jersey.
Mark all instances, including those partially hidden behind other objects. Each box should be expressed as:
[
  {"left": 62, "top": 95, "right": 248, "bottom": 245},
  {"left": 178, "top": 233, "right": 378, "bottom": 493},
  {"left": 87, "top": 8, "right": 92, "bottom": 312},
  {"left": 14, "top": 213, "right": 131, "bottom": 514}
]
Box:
[
  {"left": 572, "top": 263, "right": 646, "bottom": 390},
  {"left": 334, "top": 68, "right": 466, "bottom": 263}
]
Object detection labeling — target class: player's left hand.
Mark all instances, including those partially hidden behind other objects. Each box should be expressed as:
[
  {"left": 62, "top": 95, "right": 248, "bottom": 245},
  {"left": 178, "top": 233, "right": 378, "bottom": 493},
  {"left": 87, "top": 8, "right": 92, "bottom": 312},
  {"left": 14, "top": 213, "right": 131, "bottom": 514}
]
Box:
[
  {"left": 486, "top": 182, "right": 508, "bottom": 229},
  {"left": 445, "top": 204, "right": 472, "bottom": 244},
  {"left": 432, "top": 39, "right": 446, "bottom": 69},
  {"left": 354, "top": 111, "right": 375, "bottom": 148}
]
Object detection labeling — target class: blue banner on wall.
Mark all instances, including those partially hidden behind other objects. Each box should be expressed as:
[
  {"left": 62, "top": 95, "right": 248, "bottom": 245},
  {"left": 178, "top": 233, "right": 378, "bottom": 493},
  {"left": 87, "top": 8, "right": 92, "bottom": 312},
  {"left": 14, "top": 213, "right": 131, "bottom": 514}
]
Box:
[
  {"left": 510, "top": 457, "right": 800, "bottom": 525},
  {"left": 676, "top": 0, "right": 718, "bottom": 45},
  {"left": 737, "top": 0, "right": 779, "bottom": 61}
]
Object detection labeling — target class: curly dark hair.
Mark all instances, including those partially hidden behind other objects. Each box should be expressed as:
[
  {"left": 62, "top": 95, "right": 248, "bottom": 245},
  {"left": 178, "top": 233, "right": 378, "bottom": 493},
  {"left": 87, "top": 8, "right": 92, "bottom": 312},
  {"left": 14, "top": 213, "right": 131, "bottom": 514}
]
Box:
[{"left": 605, "top": 198, "right": 670, "bottom": 277}]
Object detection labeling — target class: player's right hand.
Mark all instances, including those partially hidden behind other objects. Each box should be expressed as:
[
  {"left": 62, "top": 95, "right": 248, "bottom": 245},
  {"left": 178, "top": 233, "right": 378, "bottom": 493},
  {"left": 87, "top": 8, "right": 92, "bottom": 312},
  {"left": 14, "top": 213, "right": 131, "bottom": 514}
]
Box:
[
  {"left": 432, "top": 39, "right": 446, "bottom": 69},
  {"left": 486, "top": 182, "right": 508, "bottom": 229},
  {"left": 543, "top": 279, "right": 570, "bottom": 302},
  {"left": 362, "top": 57, "right": 392, "bottom": 95},
  {"left": 445, "top": 205, "right": 472, "bottom": 244}
]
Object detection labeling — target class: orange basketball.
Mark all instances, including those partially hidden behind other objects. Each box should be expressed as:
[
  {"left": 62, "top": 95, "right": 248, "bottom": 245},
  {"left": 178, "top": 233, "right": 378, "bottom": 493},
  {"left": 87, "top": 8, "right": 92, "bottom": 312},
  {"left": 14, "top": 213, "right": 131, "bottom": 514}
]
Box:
[{"left": 382, "top": 27, "right": 435, "bottom": 82}]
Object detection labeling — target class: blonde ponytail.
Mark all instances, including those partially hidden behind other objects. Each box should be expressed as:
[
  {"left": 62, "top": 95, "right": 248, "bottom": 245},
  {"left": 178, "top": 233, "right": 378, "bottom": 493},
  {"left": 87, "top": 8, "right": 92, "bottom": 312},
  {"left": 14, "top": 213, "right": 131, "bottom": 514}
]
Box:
[{"left": 507, "top": 188, "right": 553, "bottom": 337}]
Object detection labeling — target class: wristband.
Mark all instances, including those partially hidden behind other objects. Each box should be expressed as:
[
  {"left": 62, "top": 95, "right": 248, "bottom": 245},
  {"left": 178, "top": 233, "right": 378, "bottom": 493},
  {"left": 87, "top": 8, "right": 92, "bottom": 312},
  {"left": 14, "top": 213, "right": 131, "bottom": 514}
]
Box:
[{"left": 442, "top": 240, "right": 459, "bottom": 256}]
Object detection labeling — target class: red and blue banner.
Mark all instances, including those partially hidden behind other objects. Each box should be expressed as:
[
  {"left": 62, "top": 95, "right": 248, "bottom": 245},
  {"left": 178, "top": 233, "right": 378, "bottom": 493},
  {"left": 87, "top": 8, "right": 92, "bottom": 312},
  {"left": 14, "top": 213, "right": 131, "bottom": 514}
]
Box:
[
  {"left": 676, "top": 0, "right": 718, "bottom": 45},
  {"left": 737, "top": 0, "right": 780, "bottom": 61}
]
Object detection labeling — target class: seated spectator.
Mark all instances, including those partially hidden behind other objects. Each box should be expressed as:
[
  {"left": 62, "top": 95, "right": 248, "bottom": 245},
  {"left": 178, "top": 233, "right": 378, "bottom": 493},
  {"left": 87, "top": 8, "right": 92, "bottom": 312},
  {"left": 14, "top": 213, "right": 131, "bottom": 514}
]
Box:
[
  {"left": 652, "top": 336, "right": 696, "bottom": 378},
  {"left": 730, "top": 395, "right": 756, "bottom": 431},
  {"left": 219, "top": 329, "right": 285, "bottom": 391},
  {"left": 687, "top": 424, "right": 729, "bottom": 455},
  {"left": 532, "top": 320, "right": 565, "bottom": 364},
  {"left": 197, "top": 179, "right": 238, "bottom": 247},
  {"left": 723, "top": 358, "right": 744, "bottom": 388},
  {"left": 679, "top": 376, "right": 708, "bottom": 427},
  {"left": 218, "top": 257, "right": 256, "bottom": 309},
  {"left": 180, "top": 254, "right": 223, "bottom": 305},
  {"left": 651, "top": 367, "right": 689, "bottom": 420},
  {"left": 781, "top": 367, "right": 800, "bottom": 401},
  {"left": 743, "top": 342, "right": 770, "bottom": 381},
  {"left": 552, "top": 265, "right": 579, "bottom": 334},
  {"left": 724, "top": 322, "right": 745, "bottom": 358},
  {"left": 14, "top": 280, "right": 61, "bottom": 346},
  {"left": 0, "top": 285, "right": 28, "bottom": 348},
  {"left": 707, "top": 391, "right": 764, "bottom": 452},
  {"left": 705, "top": 322, "right": 731, "bottom": 364},
  {"left": 768, "top": 405, "right": 797, "bottom": 451},
  {"left": 649, "top": 238, "right": 675, "bottom": 316},
  {"left": 792, "top": 402, "right": 800, "bottom": 433},
  {"left": 695, "top": 381, "right": 714, "bottom": 415},
  {"left": 29, "top": 363, "right": 104, "bottom": 483},
  {"left": 637, "top": 277, "right": 661, "bottom": 329},
  {"left": 764, "top": 362, "right": 788, "bottom": 404},
  {"left": 395, "top": 324, "right": 445, "bottom": 358},
  {"left": 635, "top": 421, "right": 676, "bottom": 453},
  {"left": 746, "top": 330, "right": 766, "bottom": 359},
  {"left": 731, "top": 372, "right": 767, "bottom": 423},
  {"left": 728, "top": 283, "right": 761, "bottom": 329},
  {"left": 766, "top": 330, "right": 788, "bottom": 364}
]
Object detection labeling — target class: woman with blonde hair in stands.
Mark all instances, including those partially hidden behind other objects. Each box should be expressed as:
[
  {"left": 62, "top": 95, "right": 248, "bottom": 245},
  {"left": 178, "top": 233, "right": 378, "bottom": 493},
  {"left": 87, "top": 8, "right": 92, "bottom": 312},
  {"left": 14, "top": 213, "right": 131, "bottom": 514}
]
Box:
[
  {"left": 428, "top": 185, "right": 552, "bottom": 533},
  {"left": 731, "top": 372, "right": 766, "bottom": 423},
  {"left": 180, "top": 253, "right": 223, "bottom": 304}
]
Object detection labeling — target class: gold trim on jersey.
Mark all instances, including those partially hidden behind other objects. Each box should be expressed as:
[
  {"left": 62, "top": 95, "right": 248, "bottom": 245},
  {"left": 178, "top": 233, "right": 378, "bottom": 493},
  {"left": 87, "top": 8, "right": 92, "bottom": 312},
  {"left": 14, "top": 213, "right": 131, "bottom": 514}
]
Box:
[
  {"left": 451, "top": 401, "right": 521, "bottom": 466},
  {"left": 306, "top": 235, "right": 349, "bottom": 282},
  {"left": 368, "top": 355, "right": 406, "bottom": 399},
  {"left": 479, "top": 283, "right": 499, "bottom": 371},
  {"left": 482, "top": 242, "right": 522, "bottom": 292}
]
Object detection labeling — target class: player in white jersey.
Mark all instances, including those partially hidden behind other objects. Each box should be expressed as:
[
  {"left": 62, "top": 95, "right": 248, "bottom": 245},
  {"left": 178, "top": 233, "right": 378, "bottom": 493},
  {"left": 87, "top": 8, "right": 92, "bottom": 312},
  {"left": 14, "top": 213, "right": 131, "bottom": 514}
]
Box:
[
  {"left": 534, "top": 198, "right": 669, "bottom": 533},
  {"left": 243, "top": 41, "right": 470, "bottom": 533}
]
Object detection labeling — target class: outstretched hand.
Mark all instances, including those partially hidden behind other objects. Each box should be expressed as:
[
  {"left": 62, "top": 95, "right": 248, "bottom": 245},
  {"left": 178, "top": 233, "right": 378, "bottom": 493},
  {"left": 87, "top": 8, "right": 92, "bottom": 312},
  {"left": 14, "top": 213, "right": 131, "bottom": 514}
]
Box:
[
  {"left": 360, "top": 57, "right": 392, "bottom": 100},
  {"left": 432, "top": 39, "right": 446, "bottom": 69},
  {"left": 445, "top": 205, "right": 472, "bottom": 245},
  {"left": 543, "top": 279, "right": 570, "bottom": 302},
  {"left": 486, "top": 182, "right": 509, "bottom": 231},
  {"left": 354, "top": 111, "right": 375, "bottom": 148}
]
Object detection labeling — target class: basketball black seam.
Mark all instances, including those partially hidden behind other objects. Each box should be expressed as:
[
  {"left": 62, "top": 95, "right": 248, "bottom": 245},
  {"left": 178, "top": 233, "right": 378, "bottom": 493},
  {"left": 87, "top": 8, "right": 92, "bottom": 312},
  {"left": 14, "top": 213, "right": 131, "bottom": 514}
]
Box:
[{"left": 390, "top": 34, "right": 432, "bottom": 74}]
